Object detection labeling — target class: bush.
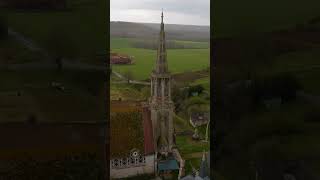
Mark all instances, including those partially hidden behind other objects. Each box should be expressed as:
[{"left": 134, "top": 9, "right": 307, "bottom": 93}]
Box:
[{"left": 188, "top": 85, "right": 205, "bottom": 97}]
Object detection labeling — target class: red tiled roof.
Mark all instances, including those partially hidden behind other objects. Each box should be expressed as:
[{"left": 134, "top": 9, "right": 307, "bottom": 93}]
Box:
[
  {"left": 110, "top": 101, "right": 155, "bottom": 158},
  {"left": 142, "top": 106, "right": 155, "bottom": 155}
]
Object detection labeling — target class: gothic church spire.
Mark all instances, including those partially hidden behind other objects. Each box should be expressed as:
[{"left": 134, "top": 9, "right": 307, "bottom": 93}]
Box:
[{"left": 155, "top": 10, "right": 168, "bottom": 74}]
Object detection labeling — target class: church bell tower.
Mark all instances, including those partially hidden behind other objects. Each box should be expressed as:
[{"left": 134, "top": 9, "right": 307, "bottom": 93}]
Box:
[{"left": 149, "top": 11, "right": 175, "bottom": 155}]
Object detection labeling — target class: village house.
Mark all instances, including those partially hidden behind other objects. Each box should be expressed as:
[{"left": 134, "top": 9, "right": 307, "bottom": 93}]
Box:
[
  {"left": 190, "top": 112, "right": 209, "bottom": 127},
  {"left": 110, "top": 52, "right": 133, "bottom": 65}
]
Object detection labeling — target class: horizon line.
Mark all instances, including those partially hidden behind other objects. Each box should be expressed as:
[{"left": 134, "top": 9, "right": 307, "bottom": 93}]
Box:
[{"left": 110, "top": 20, "right": 210, "bottom": 27}]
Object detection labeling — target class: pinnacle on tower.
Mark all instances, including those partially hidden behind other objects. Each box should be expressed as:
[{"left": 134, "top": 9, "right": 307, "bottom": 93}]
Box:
[{"left": 161, "top": 9, "right": 163, "bottom": 24}]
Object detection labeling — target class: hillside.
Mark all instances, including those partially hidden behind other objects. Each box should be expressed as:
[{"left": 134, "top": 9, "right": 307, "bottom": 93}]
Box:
[{"left": 110, "top": 21, "right": 210, "bottom": 42}]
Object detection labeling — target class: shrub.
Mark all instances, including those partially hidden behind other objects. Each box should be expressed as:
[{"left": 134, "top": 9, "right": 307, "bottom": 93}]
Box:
[{"left": 188, "top": 85, "right": 205, "bottom": 97}]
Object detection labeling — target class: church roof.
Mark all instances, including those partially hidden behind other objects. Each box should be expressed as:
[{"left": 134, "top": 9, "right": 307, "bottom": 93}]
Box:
[
  {"left": 158, "top": 159, "right": 179, "bottom": 171},
  {"left": 110, "top": 101, "right": 154, "bottom": 158},
  {"left": 142, "top": 105, "right": 155, "bottom": 155}
]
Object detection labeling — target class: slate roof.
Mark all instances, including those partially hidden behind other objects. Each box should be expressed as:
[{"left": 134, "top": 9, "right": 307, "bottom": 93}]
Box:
[
  {"left": 199, "top": 152, "right": 210, "bottom": 178},
  {"left": 158, "top": 159, "right": 179, "bottom": 171},
  {"left": 142, "top": 106, "right": 154, "bottom": 155}
]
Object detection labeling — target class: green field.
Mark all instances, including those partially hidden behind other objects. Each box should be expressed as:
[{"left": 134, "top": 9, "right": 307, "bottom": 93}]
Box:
[
  {"left": 111, "top": 38, "right": 210, "bottom": 80},
  {"left": 111, "top": 38, "right": 209, "bottom": 49},
  {"left": 213, "top": 0, "right": 320, "bottom": 37}
]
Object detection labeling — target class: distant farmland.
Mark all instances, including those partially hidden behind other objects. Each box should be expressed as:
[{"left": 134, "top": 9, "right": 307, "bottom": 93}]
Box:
[
  {"left": 110, "top": 21, "right": 210, "bottom": 42},
  {"left": 111, "top": 38, "right": 210, "bottom": 80}
]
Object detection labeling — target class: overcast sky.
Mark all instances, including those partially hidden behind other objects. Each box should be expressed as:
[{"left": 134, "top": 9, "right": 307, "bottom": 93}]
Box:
[{"left": 110, "top": 0, "right": 210, "bottom": 26}]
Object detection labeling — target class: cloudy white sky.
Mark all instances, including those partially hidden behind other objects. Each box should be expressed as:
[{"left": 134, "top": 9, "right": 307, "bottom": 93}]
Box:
[{"left": 110, "top": 0, "right": 210, "bottom": 26}]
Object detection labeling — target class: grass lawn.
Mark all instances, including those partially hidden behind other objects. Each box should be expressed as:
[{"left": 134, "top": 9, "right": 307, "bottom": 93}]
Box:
[
  {"left": 110, "top": 38, "right": 135, "bottom": 49},
  {"left": 176, "top": 135, "right": 209, "bottom": 175},
  {"left": 111, "top": 38, "right": 210, "bottom": 49},
  {"left": 7, "top": 0, "right": 106, "bottom": 60},
  {"left": 111, "top": 48, "right": 209, "bottom": 80},
  {"left": 174, "top": 40, "right": 210, "bottom": 49},
  {"left": 110, "top": 36, "right": 210, "bottom": 80},
  {"left": 184, "top": 158, "right": 202, "bottom": 175},
  {"left": 176, "top": 135, "right": 209, "bottom": 156}
]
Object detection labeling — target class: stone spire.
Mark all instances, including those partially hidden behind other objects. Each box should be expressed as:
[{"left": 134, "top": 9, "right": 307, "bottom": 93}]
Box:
[
  {"left": 149, "top": 10, "right": 174, "bottom": 156},
  {"left": 199, "top": 151, "right": 208, "bottom": 178},
  {"left": 154, "top": 10, "right": 168, "bottom": 74}
]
